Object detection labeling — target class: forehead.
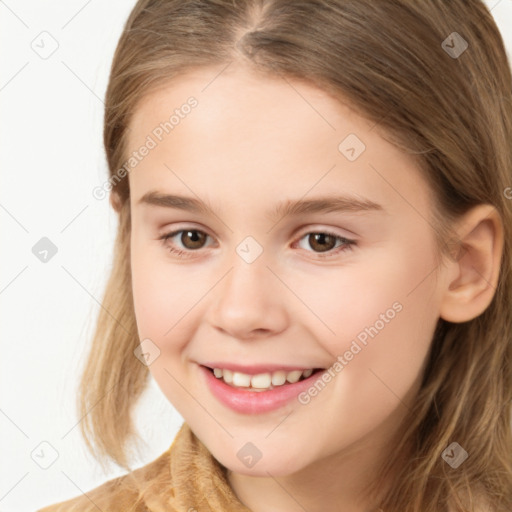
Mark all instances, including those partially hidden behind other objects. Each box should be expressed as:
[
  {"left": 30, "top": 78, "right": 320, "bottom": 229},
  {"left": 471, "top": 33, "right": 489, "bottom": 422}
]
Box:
[
  {"left": 128, "top": 64, "right": 369, "bottom": 148},
  {"left": 126, "top": 64, "right": 432, "bottom": 220}
]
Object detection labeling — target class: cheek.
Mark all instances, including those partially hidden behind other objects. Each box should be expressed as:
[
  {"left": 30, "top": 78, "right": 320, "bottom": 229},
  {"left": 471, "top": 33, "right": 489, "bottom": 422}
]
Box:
[
  {"left": 298, "top": 237, "right": 440, "bottom": 385},
  {"left": 130, "top": 238, "right": 216, "bottom": 362},
  {"left": 298, "top": 241, "right": 436, "bottom": 337},
  {"left": 131, "top": 238, "right": 184, "bottom": 343},
  {"left": 130, "top": 244, "right": 204, "bottom": 405},
  {"left": 290, "top": 243, "right": 440, "bottom": 452}
]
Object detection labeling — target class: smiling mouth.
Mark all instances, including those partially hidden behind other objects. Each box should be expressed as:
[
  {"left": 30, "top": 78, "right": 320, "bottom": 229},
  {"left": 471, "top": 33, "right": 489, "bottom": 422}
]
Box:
[{"left": 203, "top": 366, "right": 325, "bottom": 391}]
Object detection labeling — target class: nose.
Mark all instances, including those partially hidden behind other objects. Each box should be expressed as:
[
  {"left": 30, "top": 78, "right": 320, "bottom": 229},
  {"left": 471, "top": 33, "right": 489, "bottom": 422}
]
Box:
[{"left": 207, "top": 249, "right": 289, "bottom": 340}]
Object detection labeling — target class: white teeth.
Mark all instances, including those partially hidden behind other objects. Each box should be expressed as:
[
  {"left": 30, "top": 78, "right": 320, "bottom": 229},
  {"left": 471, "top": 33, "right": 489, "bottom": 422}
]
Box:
[
  {"left": 211, "top": 367, "right": 317, "bottom": 390},
  {"left": 286, "top": 370, "right": 303, "bottom": 383},
  {"left": 271, "top": 370, "right": 286, "bottom": 386},
  {"left": 251, "top": 373, "right": 272, "bottom": 389},
  {"left": 232, "top": 372, "right": 251, "bottom": 387}
]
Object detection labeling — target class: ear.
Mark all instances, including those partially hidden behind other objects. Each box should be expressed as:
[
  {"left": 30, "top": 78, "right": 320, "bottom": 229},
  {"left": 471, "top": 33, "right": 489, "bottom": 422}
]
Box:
[
  {"left": 109, "top": 191, "right": 122, "bottom": 213},
  {"left": 439, "top": 204, "right": 504, "bottom": 323}
]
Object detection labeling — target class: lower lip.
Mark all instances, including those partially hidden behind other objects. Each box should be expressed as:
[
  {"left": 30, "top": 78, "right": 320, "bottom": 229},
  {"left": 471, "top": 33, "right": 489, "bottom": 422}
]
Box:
[{"left": 199, "top": 365, "right": 324, "bottom": 415}]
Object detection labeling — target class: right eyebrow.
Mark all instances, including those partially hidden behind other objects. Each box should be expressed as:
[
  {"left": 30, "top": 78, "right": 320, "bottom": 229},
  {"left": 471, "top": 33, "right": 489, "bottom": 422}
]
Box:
[{"left": 137, "top": 191, "right": 213, "bottom": 214}]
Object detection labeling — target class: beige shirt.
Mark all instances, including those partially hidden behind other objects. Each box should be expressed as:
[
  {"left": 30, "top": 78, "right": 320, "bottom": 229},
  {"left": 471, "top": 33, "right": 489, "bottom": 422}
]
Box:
[{"left": 37, "top": 422, "right": 252, "bottom": 512}]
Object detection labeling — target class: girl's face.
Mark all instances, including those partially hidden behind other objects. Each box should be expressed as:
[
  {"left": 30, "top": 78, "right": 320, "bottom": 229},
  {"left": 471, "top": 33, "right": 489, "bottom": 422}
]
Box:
[{"left": 127, "top": 64, "right": 450, "bottom": 477}]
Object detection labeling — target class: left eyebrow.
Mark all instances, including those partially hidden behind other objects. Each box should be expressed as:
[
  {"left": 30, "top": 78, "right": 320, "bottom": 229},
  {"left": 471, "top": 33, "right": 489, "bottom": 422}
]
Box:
[
  {"left": 269, "top": 195, "right": 385, "bottom": 221},
  {"left": 137, "top": 190, "right": 385, "bottom": 222}
]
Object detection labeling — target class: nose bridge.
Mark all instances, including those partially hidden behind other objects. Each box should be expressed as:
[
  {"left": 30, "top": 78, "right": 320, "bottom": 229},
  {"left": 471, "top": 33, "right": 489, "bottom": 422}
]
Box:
[
  {"left": 220, "top": 244, "right": 271, "bottom": 309},
  {"left": 222, "top": 233, "right": 271, "bottom": 295},
  {"left": 209, "top": 241, "right": 287, "bottom": 337}
]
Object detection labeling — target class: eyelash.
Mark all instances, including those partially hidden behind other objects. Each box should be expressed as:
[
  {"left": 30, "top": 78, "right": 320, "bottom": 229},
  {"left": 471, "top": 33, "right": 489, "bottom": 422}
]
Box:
[{"left": 158, "top": 227, "right": 356, "bottom": 260}]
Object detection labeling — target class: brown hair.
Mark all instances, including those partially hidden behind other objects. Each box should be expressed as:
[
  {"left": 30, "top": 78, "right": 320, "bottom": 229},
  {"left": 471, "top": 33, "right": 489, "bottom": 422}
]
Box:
[{"left": 78, "top": 1, "right": 512, "bottom": 510}]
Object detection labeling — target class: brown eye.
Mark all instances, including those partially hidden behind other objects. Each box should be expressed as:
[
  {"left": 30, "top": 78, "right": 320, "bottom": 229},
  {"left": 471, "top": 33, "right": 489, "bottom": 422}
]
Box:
[
  {"left": 160, "top": 228, "right": 212, "bottom": 257},
  {"left": 307, "top": 233, "right": 337, "bottom": 253},
  {"left": 295, "top": 230, "right": 356, "bottom": 259},
  {"left": 177, "top": 230, "right": 208, "bottom": 249}
]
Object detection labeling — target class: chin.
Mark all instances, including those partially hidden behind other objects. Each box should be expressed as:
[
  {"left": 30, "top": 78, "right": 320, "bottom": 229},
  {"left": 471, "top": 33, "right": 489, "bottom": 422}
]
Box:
[{"left": 218, "top": 449, "right": 312, "bottom": 478}]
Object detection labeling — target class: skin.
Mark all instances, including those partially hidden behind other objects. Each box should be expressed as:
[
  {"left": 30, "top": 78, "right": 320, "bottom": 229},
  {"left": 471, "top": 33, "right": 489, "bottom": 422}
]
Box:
[{"left": 123, "top": 63, "right": 503, "bottom": 512}]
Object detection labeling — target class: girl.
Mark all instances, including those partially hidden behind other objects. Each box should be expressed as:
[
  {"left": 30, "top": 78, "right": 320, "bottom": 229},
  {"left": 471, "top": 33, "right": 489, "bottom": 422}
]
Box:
[{"left": 38, "top": 0, "right": 512, "bottom": 511}]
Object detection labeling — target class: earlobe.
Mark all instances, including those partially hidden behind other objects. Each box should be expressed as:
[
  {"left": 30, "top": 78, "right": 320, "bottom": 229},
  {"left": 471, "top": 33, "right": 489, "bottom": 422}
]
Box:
[{"left": 439, "top": 204, "right": 504, "bottom": 323}]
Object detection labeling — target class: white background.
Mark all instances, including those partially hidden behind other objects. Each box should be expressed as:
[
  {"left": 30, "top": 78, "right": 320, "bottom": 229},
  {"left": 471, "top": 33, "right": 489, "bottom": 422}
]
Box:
[{"left": 1, "top": 1, "right": 511, "bottom": 510}]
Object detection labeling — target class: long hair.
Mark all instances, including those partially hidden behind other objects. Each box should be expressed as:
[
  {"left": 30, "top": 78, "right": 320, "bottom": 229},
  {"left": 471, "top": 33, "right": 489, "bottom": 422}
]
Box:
[{"left": 78, "top": 1, "right": 512, "bottom": 510}]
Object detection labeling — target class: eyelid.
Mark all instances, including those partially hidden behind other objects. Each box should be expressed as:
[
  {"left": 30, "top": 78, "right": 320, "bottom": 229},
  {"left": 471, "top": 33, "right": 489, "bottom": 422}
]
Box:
[
  {"left": 294, "top": 223, "right": 357, "bottom": 240},
  {"left": 158, "top": 222, "right": 214, "bottom": 240}
]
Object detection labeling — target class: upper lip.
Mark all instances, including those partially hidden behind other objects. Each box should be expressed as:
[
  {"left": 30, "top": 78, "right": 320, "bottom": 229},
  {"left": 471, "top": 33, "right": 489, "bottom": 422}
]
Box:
[{"left": 200, "top": 362, "right": 324, "bottom": 375}]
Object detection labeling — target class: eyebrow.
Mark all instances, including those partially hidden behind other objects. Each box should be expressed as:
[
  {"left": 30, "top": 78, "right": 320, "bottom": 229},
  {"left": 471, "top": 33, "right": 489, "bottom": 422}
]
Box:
[{"left": 137, "top": 190, "right": 384, "bottom": 222}]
